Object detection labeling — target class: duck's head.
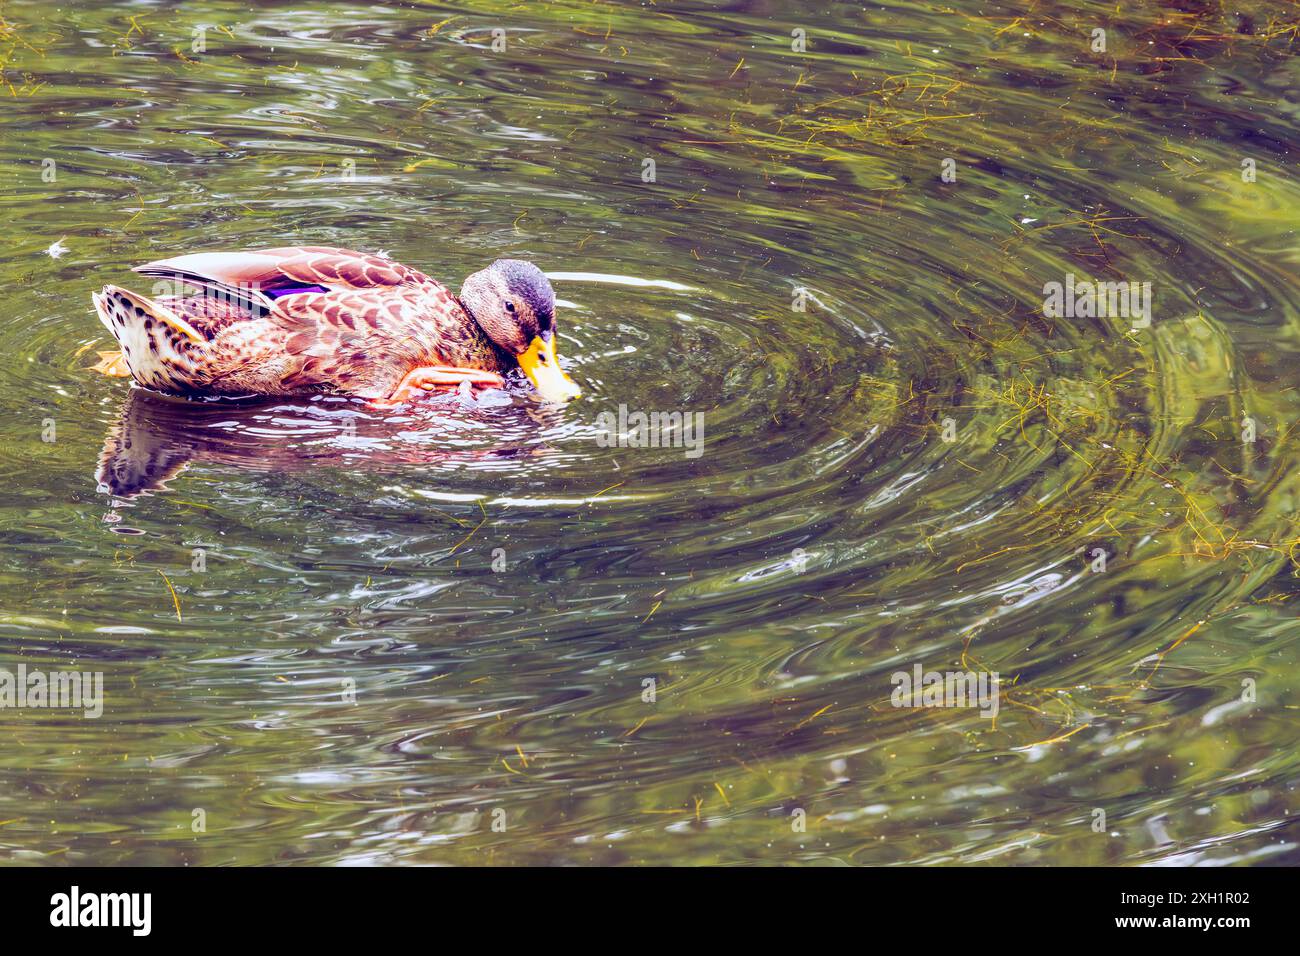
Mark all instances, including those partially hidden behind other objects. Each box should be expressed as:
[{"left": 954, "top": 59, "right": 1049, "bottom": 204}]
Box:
[{"left": 459, "top": 259, "right": 581, "bottom": 403}]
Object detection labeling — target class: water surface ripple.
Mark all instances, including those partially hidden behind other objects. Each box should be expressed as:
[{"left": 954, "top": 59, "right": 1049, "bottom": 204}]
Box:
[{"left": 0, "top": 0, "right": 1296, "bottom": 865}]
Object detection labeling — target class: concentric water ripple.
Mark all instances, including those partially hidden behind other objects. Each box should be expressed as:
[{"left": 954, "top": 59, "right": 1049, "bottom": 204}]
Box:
[{"left": 0, "top": 0, "right": 1295, "bottom": 865}]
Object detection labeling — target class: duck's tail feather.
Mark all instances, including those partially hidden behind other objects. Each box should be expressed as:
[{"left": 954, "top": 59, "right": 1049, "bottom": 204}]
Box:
[{"left": 92, "top": 285, "right": 211, "bottom": 394}]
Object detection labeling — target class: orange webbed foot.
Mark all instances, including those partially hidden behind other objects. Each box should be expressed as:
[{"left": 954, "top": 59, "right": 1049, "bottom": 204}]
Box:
[
  {"left": 90, "top": 350, "right": 132, "bottom": 378},
  {"left": 373, "top": 365, "right": 506, "bottom": 407}
]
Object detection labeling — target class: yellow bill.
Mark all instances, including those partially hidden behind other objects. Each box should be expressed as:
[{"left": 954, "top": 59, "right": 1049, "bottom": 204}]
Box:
[{"left": 518, "top": 334, "right": 581, "bottom": 403}]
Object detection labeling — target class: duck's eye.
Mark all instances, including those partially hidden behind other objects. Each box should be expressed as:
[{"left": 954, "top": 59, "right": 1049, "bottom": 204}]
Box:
[{"left": 504, "top": 302, "right": 516, "bottom": 314}]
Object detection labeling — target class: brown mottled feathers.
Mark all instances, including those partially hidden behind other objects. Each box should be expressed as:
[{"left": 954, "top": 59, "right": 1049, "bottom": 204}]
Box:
[
  {"left": 274, "top": 248, "right": 417, "bottom": 289},
  {"left": 105, "top": 246, "right": 506, "bottom": 399},
  {"left": 153, "top": 292, "right": 254, "bottom": 341}
]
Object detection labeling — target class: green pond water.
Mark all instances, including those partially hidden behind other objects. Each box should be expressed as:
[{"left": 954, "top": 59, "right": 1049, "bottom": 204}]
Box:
[{"left": 0, "top": 0, "right": 1297, "bottom": 865}]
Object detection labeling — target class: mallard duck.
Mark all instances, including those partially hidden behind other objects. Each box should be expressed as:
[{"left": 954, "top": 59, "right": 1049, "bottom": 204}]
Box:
[{"left": 91, "top": 245, "right": 581, "bottom": 404}]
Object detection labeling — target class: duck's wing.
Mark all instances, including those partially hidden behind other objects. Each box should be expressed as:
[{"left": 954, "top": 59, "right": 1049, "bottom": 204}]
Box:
[
  {"left": 269, "top": 284, "right": 454, "bottom": 396},
  {"left": 134, "top": 247, "right": 460, "bottom": 397},
  {"left": 133, "top": 246, "right": 435, "bottom": 299},
  {"left": 154, "top": 289, "right": 263, "bottom": 340}
]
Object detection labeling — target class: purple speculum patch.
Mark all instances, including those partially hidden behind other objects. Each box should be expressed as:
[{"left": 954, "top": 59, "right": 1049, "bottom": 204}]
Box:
[{"left": 263, "top": 284, "right": 330, "bottom": 299}]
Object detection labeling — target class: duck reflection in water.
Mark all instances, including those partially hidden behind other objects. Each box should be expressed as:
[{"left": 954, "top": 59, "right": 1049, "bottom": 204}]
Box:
[{"left": 95, "top": 385, "right": 562, "bottom": 499}]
